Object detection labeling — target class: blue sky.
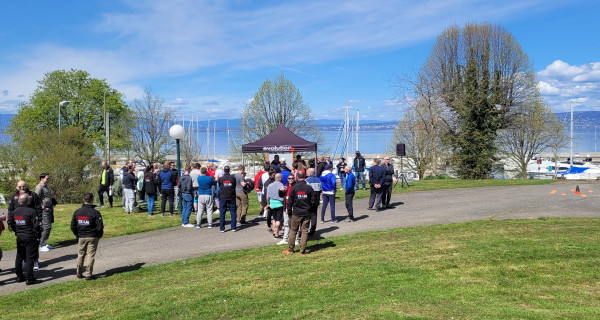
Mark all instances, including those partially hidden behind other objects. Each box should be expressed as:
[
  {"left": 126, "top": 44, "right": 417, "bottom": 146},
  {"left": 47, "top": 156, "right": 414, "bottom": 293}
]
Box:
[{"left": 0, "top": 0, "right": 598, "bottom": 120}]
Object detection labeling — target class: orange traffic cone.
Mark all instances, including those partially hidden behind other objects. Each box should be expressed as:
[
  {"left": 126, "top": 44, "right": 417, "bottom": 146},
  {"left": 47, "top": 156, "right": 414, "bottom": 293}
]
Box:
[{"left": 574, "top": 185, "right": 582, "bottom": 194}]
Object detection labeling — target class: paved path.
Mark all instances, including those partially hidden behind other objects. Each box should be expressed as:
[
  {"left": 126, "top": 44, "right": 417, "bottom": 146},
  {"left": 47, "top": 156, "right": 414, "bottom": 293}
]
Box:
[{"left": 1, "top": 182, "right": 598, "bottom": 295}]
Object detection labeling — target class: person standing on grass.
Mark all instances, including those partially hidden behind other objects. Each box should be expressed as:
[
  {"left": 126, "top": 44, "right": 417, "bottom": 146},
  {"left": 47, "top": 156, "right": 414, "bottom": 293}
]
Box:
[
  {"left": 279, "top": 174, "right": 299, "bottom": 246},
  {"left": 218, "top": 166, "right": 238, "bottom": 232},
  {"left": 190, "top": 163, "right": 202, "bottom": 214},
  {"left": 159, "top": 161, "right": 176, "bottom": 215},
  {"left": 262, "top": 170, "right": 276, "bottom": 230},
  {"left": 98, "top": 160, "right": 114, "bottom": 208},
  {"left": 305, "top": 168, "right": 322, "bottom": 235},
  {"left": 234, "top": 165, "right": 249, "bottom": 225},
  {"left": 9, "top": 194, "right": 42, "bottom": 285},
  {"left": 143, "top": 166, "right": 159, "bottom": 215},
  {"left": 381, "top": 156, "right": 394, "bottom": 208},
  {"left": 136, "top": 167, "right": 146, "bottom": 203},
  {"left": 197, "top": 167, "right": 217, "bottom": 228},
  {"left": 353, "top": 151, "right": 366, "bottom": 190},
  {"left": 122, "top": 165, "right": 138, "bottom": 215},
  {"left": 179, "top": 166, "right": 194, "bottom": 227},
  {"left": 267, "top": 173, "right": 286, "bottom": 239},
  {"left": 35, "top": 172, "right": 55, "bottom": 252},
  {"left": 344, "top": 165, "right": 357, "bottom": 222},
  {"left": 336, "top": 158, "right": 347, "bottom": 191},
  {"left": 368, "top": 158, "right": 385, "bottom": 211},
  {"left": 319, "top": 163, "right": 337, "bottom": 223},
  {"left": 254, "top": 164, "right": 267, "bottom": 217},
  {"left": 282, "top": 171, "right": 316, "bottom": 255},
  {"left": 70, "top": 193, "right": 104, "bottom": 281}
]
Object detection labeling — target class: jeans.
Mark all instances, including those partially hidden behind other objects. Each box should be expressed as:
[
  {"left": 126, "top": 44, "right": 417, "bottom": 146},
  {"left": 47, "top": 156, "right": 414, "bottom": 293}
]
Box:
[
  {"left": 39, "top": 209, "right": 53, "bottom": 247},
  {"left": 339, "top": 173, "right": 346, "bottom": 190},
  {"left": 345, "top": 192, "right": 355, "bottom": 218},
  {"left": 197, "top": 194, "right": 214, "bottom": 226},
  {"left": 124, "top": 188, "right": 135, "bottom": 213},
  {"left": 219, "top": 199, "right": 237, "bottom": 231},
  {"left": 321, "top": 193, "right": 336, "bottom": 222},
  {"left": 355, "top": 171, "right": 366, "bottom": 189},
  {"left": 147, "top": 193, "right": 156, "bottom": 214},
  {"left": 181, "top": 193, "right": 193, "bottom": 224},
  {"left": 309, "top": 191, "right": 321, "bottom": 233}
]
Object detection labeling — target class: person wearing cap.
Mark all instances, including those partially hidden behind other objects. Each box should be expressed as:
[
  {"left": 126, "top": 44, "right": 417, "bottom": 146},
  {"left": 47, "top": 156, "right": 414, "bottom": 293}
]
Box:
[
  {"left": 217, "top": 166, "right": 238, "bottom": 232},
  {"left": 234, "top": 165, "right": 249, "bottom": 225},
  {"left": 319, "top": 163, "right": 338, "bottom": 223},
  {"left": 35, "top": 172, "right": 55, "bottom": 252},
  {"left": 353, "top": 151, "right": 366, "bottom": 190}
]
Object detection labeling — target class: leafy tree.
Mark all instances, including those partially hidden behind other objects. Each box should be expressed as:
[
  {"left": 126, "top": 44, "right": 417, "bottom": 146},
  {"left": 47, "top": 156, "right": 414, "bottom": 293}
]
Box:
[
  {"left": 0, "top": 127, "right": 97, "bottom": 203},
  {"left": 8, "top": 69, "right": 130, "bottom": 154},
  {"left": 237, "top": 73, "right": 325, "bottom": 154},
  {"left": 129, "top": 89, "right": 175, "bottom": 165},
  {"left": 416, "top": 22, "right": 538, "bottom": 178}
]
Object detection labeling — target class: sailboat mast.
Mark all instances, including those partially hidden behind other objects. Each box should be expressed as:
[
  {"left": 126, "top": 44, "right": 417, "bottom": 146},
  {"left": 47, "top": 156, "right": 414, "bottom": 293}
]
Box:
[
  {"left": 207, "top": 119, "right": 210, "bottom": 161},
  {"left": 356, "top": 109, "right": 359, "bottom": 152}
]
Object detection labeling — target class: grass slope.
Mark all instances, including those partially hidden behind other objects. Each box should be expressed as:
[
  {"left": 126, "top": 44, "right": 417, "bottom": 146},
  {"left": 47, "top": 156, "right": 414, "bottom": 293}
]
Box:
[{"left": 3, "top": 217, "right": 600, "bottom": 319}]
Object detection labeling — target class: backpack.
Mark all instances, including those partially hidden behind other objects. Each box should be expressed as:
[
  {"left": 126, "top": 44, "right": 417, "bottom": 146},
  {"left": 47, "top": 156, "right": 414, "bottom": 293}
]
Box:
[{"left": 243, "top": 179, "right": 255, "bottom": 194}]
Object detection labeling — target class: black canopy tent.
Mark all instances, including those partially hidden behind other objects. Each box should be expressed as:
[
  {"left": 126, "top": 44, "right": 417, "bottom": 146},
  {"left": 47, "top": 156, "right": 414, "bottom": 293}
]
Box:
[{"left": 241, "top": 124, "right": 318, "bottom": 167}]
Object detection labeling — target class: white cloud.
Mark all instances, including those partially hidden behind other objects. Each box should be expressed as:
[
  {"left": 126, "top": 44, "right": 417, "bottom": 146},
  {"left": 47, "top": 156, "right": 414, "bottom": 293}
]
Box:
[
  {"left": 347, "top": 99, "right": 364, "bottom": 104},
  {"left": 537, "top": 60, "right": 600, "bottom": 112}
]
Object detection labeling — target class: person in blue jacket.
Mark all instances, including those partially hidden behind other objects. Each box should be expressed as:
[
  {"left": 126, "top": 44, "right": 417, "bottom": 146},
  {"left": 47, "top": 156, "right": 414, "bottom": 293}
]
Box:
[
  {"left": 344, "top": 165, "right": 356, "bottom": 221},
  {"left": 319, "top": 164, "right": 338, "bottom": 223},
  {"left": 159, "top": 161, "right": 177, "bottom": 215},
  {"left": 368, "top": 158, "right": 385, "bottom": 211}
]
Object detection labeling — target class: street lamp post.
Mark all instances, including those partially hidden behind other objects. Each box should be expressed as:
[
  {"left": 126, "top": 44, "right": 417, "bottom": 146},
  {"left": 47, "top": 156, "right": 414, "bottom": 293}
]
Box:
[
  {"left": 58, "top": 101, "right": 70, "bottom": 134},
  {"left": 104, "top": 89, "right": 114, "bottom": 163},
  {"left": 169, "top": 124, "right": 185, "bottom": 213}
]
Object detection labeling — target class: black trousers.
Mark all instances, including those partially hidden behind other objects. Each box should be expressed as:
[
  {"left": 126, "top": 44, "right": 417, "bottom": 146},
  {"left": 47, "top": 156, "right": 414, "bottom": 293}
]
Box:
[
  {"left": 98, "top": 184, "right": 113, "bottom": 206},
  {"left": 161, "top": 189, "right": 175, "bottom": 214},
  {"left": 345, "top": 192, "right": 355, "bottom": 218},
  {"left": 15, "top": 238, "right": 38, "bottom": 280},
  {"left": 368, "top": 185, "right": 383, "bottom": 209},
  {"left": 381, "top": 183, "right": 392, "bottom": 206}
]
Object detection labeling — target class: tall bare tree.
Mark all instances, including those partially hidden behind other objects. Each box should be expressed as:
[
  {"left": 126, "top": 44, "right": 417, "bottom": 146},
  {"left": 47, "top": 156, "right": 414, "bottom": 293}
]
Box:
[
  {"left": 236, "top": 73, "right": 325, "bottom": 154},
  {"left": 546, "top": 113, "right": 570, "bottom": 177},
  {"left": 496, "top": 98, "right": 558, "bottom": 179},
  {"left": 130, "top": 89, "right": 175, "bottom": 165},
  {"left": 390, "top": 108, "right": 434, "bottom": 179}
]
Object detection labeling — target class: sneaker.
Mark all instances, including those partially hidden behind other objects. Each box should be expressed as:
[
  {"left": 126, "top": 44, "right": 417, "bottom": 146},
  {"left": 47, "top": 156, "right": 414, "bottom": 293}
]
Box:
[
  {"left": 330, "top": 220, "right": 338, "bottom": 224},
  {"left": 220, "top": 230, "right": 225, "bottom": 233},
  {"left": 26, "top": 279, "right": 42, "bottom": 285},
  {"left": 346, "top": 217, "right": 356, "bottom": 222},
  {"left": 282, "top": 249, "right": 294, "bottom": 254},
  {"left": 196, "top": 224, "right": 201, "bottom": 229},
  {"left": 33, "top": 261, "right": 40, "bottom": 270},
  {"left": 98, "top": 205, "right": 105, "bottom": 208},
  {"left": 39, "top": 245, "right": 50, "bottom": 252},
  {"left": 277, "top": 239, "right": 287, "bottom": 245},
  {"left": 207, "top": 225, "right": 213, "bottom": 229},
  {"left": 46, "top": 245, "right": 54, "bottom": 249},
  {"left": 76, "top": 274, "right": 84, "bottom": 279},
  {"left": 294, "top": 241, "right": 300, "bottom": 246},
  {"left": 273, "top": 234, "right": 278, "bottom": 239},
  {"left": 182, "top": 224, "right": 195, "bottom": 228},
  {"left": 320, "top": 220, "right": 325, "bottom": 224},
  {"left": 301, "top": 250, "right": 310, "bottom": 255},
  {"left": 16, "top": 275, "right": 26, "bottom": 283},
  {"left": 232, "top": 229, "right": 237, "bottom": 232},
  {"left": 85, "top": 275, "right": 98, "bottom": 281}
]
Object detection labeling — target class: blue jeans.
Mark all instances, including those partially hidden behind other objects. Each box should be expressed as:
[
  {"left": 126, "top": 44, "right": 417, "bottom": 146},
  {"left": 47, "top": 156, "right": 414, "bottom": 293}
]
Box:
[
  {"left": 321, "top": 193, "right": 336, "bottom": 222},
  {"left": 339, "top": 173, "right": 346, "bottom": 190},
  {"left": 355, "top": 171, "right": 366, "bottom": 189},
  {"left": 147, "top": 193, "right": 156, "bottom": 214},
  {"left": 219, "top": 199, "right": 237, "bottom": 231},
  {"left": 181, "top": 193, "right": 193, "bottom": 224}
]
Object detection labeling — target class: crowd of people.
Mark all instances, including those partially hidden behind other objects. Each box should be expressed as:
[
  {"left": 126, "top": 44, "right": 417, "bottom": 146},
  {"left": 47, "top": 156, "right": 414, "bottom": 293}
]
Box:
[{"left": 0, "top": 150, "right": 397, "bottom": 284}]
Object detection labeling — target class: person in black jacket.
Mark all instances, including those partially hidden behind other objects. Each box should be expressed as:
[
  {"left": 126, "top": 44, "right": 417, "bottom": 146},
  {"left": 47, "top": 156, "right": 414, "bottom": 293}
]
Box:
[
  {"left": 8, "top": 180, "right": 42, "bottom": 270},
  {"left": 143, "top": 166, "right": 159, "bottom": 215},
  {"left": 381, "top": 156, "right": 395, "bottom": 208},
  {"left": 9, "top": 194, "right": 41, "bottom": 285},
  {"left": 71, "top": 193, "right": 104, "bottom": 280},
  {"left": 122, "top": 166, "right": 138, "bottom": 214},
  {"left": 368, "top": 158, "right": 385, "bottom": 211},
  {"left": 98, "top": 161, "right": 114, "bottom": 208},
  {"left": 353, "top": 151, "right": 367, "bottom": 190},
  {"left": 282, "top": 172, "right": 316, "bottom": 255},
  {"left": 217, "top": 166, "right": 238, "bottom": 232}
]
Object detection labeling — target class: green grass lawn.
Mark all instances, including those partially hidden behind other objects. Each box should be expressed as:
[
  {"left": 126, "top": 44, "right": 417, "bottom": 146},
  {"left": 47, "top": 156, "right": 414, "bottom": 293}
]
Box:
[
  {"left": 0, "top": 179, "right": 556, "bottom": 251},
  {"left": 3, "top": 217, "right": 599, "bottom": 319}
]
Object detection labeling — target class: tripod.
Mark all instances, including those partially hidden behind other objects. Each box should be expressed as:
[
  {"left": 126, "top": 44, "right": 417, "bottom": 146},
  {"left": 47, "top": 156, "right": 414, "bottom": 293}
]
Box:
[{"left": 393, "top": 156, "right": 410, "bottom": 189}]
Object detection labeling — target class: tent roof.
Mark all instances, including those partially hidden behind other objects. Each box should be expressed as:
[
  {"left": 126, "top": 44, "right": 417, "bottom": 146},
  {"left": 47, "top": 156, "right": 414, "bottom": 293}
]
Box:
[{"left": 241, "top": 124, "right": 317, "bottom": 153}]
